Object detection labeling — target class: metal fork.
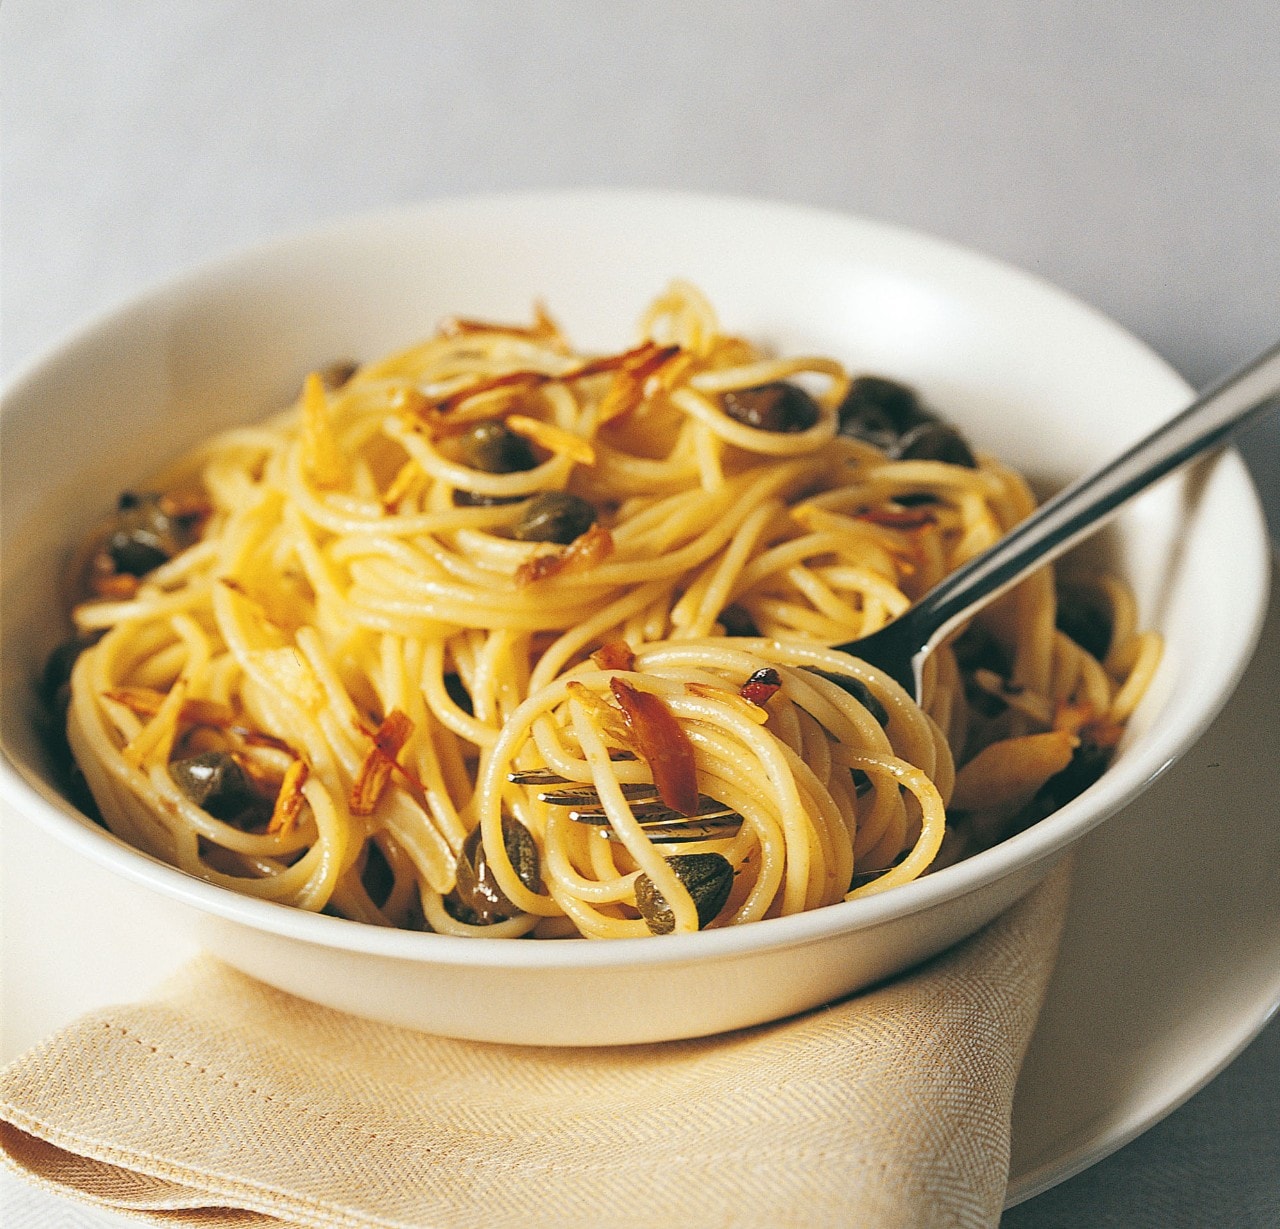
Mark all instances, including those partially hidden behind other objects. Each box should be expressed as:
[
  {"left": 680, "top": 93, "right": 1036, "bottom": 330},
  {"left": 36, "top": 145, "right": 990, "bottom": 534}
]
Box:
[
  {"left": 844, "top": 339, "right": 1280, "bottom": 701},
  {"left": 511, "top": 339, "right": 1280, "bottom": 832}
]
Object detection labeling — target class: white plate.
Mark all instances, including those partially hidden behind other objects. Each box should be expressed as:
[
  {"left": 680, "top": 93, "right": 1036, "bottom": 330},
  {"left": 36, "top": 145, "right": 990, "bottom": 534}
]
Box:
[{"left": 1006, "top": 563, "right": 1280, "bottom": 1204}]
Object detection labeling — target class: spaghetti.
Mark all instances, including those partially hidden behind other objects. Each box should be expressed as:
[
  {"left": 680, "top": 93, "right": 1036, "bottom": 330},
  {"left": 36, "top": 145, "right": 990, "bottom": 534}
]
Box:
[{"left": 55, "top": 282, "right": 1161, "bottom": 938}]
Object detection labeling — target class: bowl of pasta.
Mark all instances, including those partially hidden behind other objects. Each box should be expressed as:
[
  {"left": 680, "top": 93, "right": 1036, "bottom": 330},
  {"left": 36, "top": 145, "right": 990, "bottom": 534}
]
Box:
[{"left": 0, "top": 191, "right": 1269, "bottom": 1045}]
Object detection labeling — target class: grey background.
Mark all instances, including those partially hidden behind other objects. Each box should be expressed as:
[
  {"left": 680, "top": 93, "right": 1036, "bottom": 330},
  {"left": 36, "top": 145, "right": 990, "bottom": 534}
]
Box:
[{"left": 3, "top": 2, "right": 1278, "bottom": 1225}]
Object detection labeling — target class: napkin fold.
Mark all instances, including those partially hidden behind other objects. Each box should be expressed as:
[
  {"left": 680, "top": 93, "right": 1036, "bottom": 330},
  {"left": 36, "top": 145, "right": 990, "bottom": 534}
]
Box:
[{"left": 0, "top": 860, "right": 1070, "bottom": 1229}]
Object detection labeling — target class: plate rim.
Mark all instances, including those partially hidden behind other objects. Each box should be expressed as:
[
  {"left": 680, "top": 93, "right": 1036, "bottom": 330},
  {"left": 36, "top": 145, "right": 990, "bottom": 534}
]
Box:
[{"left": 1005, "top": 557, "right": 1280, "bottom": 1204}]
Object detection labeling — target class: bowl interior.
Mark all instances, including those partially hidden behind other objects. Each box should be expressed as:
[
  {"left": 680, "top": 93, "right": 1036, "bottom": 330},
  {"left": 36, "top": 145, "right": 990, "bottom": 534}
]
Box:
[{"left": 0, "top": 191, "right": 1270, "bottom": 969}]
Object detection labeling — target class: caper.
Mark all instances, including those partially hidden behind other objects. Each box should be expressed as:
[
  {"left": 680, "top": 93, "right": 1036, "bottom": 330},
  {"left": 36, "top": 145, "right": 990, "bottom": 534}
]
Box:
[
  {"left": 1019, "top": 735, "right": 1112, "bottom": 831},
  {"left": 836, "top": 375, "right": 930, "bottom": 446},
  {"left": 41, "top": 631, "right": 103, "bottom": 714},
  {"left": 837, "top": 376, "right": 979, "bottom": 466},
  {"left": 717, "top": 604, "right": 759, "bottom": 637},
  {"left": 318, "top": 360, "right": 358, "bottom": 390},
  {"left": 510, "top": 491, "right": 597, "bottom": 544},
  {"left": 1055, "top": 583, "right": 1113, "bottom": 661},
  {"left": 445, "top": 814, "right": 541, "bottom": 925},
  {"left": 890, "top": 420, "right": 977, "bottom": 468},
  {"left": 721, "top": 382, "right": 820, "bottom": 434},
  {"left": 634, "top": 852, "right": 734, "bottom": 935},
  {"left": 360, "top": 841, "right": 395, "bottom": 907},
  {"left": 169, "top": 750, "right": 260, "bottom": 823},
  {"left": 40, "top": 632, "right": 104, "bottom": 798},
  {"left": 952, "top": 623, "right": 1009, "bottom": 677},
  {"left": 802, "top": 667, "right": 889, "bottom": 727},
  {"left": 442, "top": 672, "right": 474, "bottom": 715},
  {"left": 459, "top": 420, "right": 539, "bottom": 474},
  {"left": 106, "top": 492, "right": 200, "bottom": 577}
]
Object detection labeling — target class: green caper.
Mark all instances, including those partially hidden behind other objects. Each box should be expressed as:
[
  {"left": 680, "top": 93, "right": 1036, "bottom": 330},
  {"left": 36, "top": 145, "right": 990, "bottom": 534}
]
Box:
[
  {"left": 360, "top": 841, "right": 395, "bottom": 906},
  {"left": 836, "top": 376, "right": 978, "bottom": 467},
  {"left": 1055, "top": 582, "right": 1113, "bottom": 661},
  {"left": 721, "top": 382, "right": 821, "bottom": 434},
  {"left": 445, "top": 814, "right": 541, "bottom": 925},
  {"left": 169, "top": 751, "right": 261, "bottom": 824},
  {"left": 318, "top": 360, "right": 358, "bottom": 390},
  {"left": 510, "top": 491, "right": 597, "bottom": 544},
  {"left": 106, "top": 492, "right": 202, "bottom": 577},
  {"left": 634, "top": 852, "right": 734, "bottom": 935},
  {"left": 717, "top": 604, "right": 759, "bottom": 637},
  {"left": 502, "top": 816, "right": 541, "bottom": 893},
  {"left": 40, "top": 631, "right": 105, "bottom": 804},
  {"left": 836, "top": 375, "right": 930, "bottom": 446},
  {"left": 890, "top": 420, "right": 977, "bottom": 468},
  {"left": 969, "top": 726, "right": 1118, "bottom": 848},
  {"left": 952, "top": 623, "right": 1009, "bottom": 677},
  {"left": 41, "top": 631, "right": 103, "bottom": 714},
  {"left": 458, "top": 420, "right": 539, "bottom": 474},
  {"left": 1021, "top": 735, "right": 1112, "bottom": 830},
  {"left": 442, "top": 672, "right": 474, "bottom": 715}
]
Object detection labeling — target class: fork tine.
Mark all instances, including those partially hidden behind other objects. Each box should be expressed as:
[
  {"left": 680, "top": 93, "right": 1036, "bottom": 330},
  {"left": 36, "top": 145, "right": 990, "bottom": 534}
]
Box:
[
  {"left": 589, "top": 820, "right": 741, "bottom": 844},
  {"left": 537, "top": 782, "right": 661, "bottom": 806},
  {"left": 507, "top": 770, "right": 741, "bottom": 832},
  {"left": 567, "top": 797, "right": 740, "bottom": 825},
  {"left": 632, "top": 797, "right": 739, "bottom": 823},
  {"left": 507, "top": 769, "right": 576, "bottom": 786}
]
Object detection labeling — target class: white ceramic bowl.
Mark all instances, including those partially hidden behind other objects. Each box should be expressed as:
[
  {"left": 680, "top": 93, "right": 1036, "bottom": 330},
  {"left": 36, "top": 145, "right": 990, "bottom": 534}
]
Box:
[{"left": 1, "top": 191, "right": 1269, "bottom": 1045}]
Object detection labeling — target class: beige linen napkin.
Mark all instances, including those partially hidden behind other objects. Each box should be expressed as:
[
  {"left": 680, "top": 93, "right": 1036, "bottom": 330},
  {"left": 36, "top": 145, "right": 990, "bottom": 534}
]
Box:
[{"left": 0, "top": 860, "right": 1070, "bottom": 1229}]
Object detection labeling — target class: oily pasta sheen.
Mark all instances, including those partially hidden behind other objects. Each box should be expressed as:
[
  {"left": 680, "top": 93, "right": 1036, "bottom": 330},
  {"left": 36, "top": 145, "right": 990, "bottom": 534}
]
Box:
[{"left": 59, "top": 282, "right": 1160, "bottom": 938}]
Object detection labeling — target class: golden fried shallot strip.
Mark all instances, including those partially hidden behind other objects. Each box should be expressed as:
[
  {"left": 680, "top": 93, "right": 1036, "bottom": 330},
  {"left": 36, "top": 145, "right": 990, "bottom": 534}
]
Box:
[
  {"left": 301, "top": 372, "right": 347, "bottom": 488},
  {"left": 590, "top": 640, "right": 636, "bottom": 672},
  {"left": 382, "top": 458, "right": 424, "bottom": 508},
  {"left": 598, "top": 343, "right": 683, "bottom": 423},
  {"left": 267, "top": 758, "right": 311, "bottom": 834},
  {"left": 514, "top": 523, "right": 614, "bottom": 587},
  {"left": 420, "top": 341, "right": 682, "bottom": 419},
  {"left": 686, "top": 680, "right": 770, "bottom": 726},
  {"left": 504, "top": 414, "right": 596, "bottom": 465},
  {"left": 350, "top": 709, "right": 415, "bottom": 816},
  {"left": 564, "top": 681, "right": 634, "bottom": 750},
  {"left": 855, "top": 505, "right": 938, "bottom": 529},
  {"left": 104, "top": 686, "right": 296, "bottom": 755},
  {"left": 105, "top": 686, "right": 237, "bottom": 728},
  {"left": 438, "top": 301, "right": 568, "bottom": 351},
  {"left": 90, "top": 572, "right": 141, "bottom": 599}
]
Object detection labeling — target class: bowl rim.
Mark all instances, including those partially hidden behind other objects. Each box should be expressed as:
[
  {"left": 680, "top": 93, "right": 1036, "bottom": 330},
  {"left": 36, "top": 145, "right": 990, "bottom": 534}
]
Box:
[{"left": 1, "top": 187, "right": 1271, "bottom": 970}]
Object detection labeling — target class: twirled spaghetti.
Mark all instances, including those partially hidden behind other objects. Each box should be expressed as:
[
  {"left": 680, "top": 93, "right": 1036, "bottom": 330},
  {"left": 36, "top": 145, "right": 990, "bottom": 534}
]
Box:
[{"left": 53, "top": 282, "right": 1161, "bottom": 938}]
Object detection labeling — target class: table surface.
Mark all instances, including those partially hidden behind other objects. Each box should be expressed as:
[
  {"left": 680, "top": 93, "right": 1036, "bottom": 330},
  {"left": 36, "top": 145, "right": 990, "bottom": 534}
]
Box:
[{"left": 3, "top": 4, "right": 1278, "bottom": 1226}]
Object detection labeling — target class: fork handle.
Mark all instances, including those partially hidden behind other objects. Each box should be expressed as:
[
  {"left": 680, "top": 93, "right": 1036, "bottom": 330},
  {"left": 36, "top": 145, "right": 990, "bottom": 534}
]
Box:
[{"left": 890, "top": 339, "right": 1280, "bottom": 688}]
